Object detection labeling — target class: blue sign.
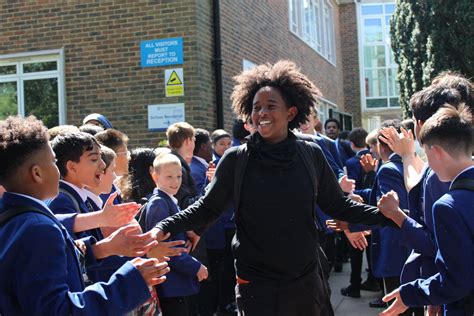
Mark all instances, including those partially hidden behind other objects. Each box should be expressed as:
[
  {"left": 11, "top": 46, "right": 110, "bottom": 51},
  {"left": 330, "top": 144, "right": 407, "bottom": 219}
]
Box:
[{"left": 140, "top": 37, "right": 183, "bottom": 67}]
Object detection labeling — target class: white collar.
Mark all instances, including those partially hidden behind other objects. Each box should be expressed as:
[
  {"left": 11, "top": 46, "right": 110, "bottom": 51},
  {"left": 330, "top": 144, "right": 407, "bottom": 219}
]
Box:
[
  {"left": 60, "top": 180, "right": 88, "bottom": 203},
  {"left": 193, "top": 156, "right": 209, "bottom": 168},
  {"left": 14, "top": 193, "right": 53, "bottom": 214},
  {"left": 160, "top": 189, "right": 178, "bottom": 206},
  {"left": 388, "top": 152, "right": 397, "bottom": 160},
  {"left": 450, "top": 165, "right": 474, "bottom": 190},
  {"left": 84, "top": 189, "right": 104, "bottom": 209}
]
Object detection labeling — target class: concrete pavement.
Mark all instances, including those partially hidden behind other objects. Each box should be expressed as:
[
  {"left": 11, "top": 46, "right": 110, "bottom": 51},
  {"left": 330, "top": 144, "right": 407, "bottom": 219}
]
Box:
[{"left": 329, "top": 260, "right": 385, "bottom": 316}]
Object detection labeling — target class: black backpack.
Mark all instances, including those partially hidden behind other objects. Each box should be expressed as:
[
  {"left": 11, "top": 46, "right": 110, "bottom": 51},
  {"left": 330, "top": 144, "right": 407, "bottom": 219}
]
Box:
[{"left": 449, "top": 178, "right": 474, "bottom": 191}]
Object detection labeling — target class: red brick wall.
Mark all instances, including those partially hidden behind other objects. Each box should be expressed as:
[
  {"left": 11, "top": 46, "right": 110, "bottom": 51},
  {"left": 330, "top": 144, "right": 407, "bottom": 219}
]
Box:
[
  {"left": 219, "top": 0, "right": 346, "bottom": 132},
  {"left": 339, "top": 2, "right": 362, "bottom": 127},
  {"left": 0, "top": 1, "right": 215, "bottom": 147}
]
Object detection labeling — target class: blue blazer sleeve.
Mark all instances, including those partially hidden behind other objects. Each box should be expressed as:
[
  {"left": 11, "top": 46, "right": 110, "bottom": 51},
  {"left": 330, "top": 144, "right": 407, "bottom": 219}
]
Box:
[
  {"left": 13, "top": 217, "right": 150, "bottom": 315},
  {"left": 400, "top": 200, "right": 473, "bottom": 307},
  {"left": 400, "top": 217, "right": 437, "bottom": 258},
  {"left": 145, "top": 198, "right": 201, "bottom": 277},
  {"left": 49, "top": 193, "right": 79, "bottom": 215},
  {"left": 54, "top": 212, "right": 78, "bottom": 236}
]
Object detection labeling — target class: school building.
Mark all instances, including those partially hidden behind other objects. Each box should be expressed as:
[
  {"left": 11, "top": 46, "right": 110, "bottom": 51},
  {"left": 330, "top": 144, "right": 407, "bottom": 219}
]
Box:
[{"left": 0, "top": 0, "right": 400, "bottom": 147}]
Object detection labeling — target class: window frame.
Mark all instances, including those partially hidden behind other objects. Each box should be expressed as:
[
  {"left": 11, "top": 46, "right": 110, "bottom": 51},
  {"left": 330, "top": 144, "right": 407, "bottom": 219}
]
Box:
[
  {"left": 288, "top": 0, "right": 336, "bottom": 65},
  {"left": 357, "top": 2, "right": 399, "bottom": 111},
  {"left": 0, "top": 49, "right": 66, "bottom": 125}
]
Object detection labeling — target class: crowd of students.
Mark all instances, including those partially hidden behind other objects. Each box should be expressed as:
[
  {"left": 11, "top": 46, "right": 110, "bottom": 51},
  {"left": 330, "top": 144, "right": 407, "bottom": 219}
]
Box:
[{"left": 0, "top": 60, "right": 472, "bottom": 316}]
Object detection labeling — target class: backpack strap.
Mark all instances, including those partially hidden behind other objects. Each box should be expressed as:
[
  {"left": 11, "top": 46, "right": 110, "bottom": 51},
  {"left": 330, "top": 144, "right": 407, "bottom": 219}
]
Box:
[
  {"left": 0, "top": 205, "right": 59, "bottom": 228},
  {"left": 450, "top": 178, "right": 474, "bottom": 192},
  {"left": 59, "top": 187, "right": 82, "bottom": 213},
  {"left": 233, "top": 144, "right": 249, "bottom": 211}
]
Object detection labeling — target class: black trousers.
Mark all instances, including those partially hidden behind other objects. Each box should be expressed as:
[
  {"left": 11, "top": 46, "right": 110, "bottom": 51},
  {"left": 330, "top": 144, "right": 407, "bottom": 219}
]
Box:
[
  {"left": 160, "top": 296, "right": 194, "bottom": 316},
  {"left": 235, "top": 269, "right": 333, "bottom": 316},
  {"left": 384, "top": 277, "right": 424, "bottom": 316},
  {"left": 349, "top": 235, "right": 376, "bottom": 287}
]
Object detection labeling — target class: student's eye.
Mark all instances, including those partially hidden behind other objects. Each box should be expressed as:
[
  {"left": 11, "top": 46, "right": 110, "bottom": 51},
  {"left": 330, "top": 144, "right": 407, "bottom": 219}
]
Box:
[{"left": 252, "top": 106, "right": 260, "bottom": 111}]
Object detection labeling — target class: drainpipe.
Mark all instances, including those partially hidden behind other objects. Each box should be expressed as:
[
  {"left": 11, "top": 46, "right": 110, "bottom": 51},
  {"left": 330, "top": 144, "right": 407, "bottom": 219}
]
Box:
[{"left": 212, "top": 0, "right": 224, "bottom": 129}]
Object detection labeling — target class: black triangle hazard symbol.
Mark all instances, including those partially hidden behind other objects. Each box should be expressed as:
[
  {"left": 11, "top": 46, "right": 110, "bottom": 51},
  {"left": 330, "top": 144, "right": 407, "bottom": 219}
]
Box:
[{"left": 167, "top": 70, "right": 182, "bottom": 85}]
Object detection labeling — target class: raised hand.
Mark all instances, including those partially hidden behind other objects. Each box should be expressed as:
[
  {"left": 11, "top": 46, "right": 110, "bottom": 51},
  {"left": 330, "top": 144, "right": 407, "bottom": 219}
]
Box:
[
  {"left": 196, "top": 264, "right": 208, "bottom": 282},
  {"left": 360, "top": 153, "right": 378, "bottom": 173},
  {"left": 148, "top": 227, "right": 171, "bottom": 242},
  {"left": 100, "top": 192, "right": 141, "bottom": 228},
  {"left": 379, "top": 126, "right": 415, "bottom": 158},
  {"left": 131, "top": 257, "right": 170, "bottom": 287},
  {"left": 206, "top": 162, "right": 216, "bottom": 181},
  {"left": 348, "top": 193, "right": 364, "bottom": 203},
  {"left": 147, "top": 240, "right": 187, "bottom": 260},
  {"left": 379, "top": 288, "right": 408, "bottom": 316},
  {"left": 339, "top": 175, "right": 355, "bottom": 193}
]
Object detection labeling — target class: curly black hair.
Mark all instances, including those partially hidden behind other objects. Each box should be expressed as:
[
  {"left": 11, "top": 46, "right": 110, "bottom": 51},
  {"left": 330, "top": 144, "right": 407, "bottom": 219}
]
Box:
[
  {"left": 120, "top": 147, "right": 157, "bottom": 203},
  {"left": 230, "top": 60, "right": 322, "bottom": 130},
  {"left": 0, "top": 116, "right": 49, "bottom": 183}
]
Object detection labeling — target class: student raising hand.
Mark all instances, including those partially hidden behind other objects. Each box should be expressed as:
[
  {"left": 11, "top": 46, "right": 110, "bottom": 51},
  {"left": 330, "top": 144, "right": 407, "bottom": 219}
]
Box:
[
  {"left": 131, "top": 257, "right": 170, "bottom": 287},
  {"left": 100, "top": 191, "right": 141, "bottom": 227}
]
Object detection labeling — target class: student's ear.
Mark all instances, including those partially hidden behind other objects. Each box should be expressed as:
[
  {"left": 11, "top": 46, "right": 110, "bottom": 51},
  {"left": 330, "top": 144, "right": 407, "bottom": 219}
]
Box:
[
  {"left": 30, "top": 164, "right": 44, "bottom": 184},
  {"left": 66, "top": 160, "right": 77, "bottom": 176},
  {"left": 151, "top": 169, "right": 159, "bottom": 183},
  {"left": 430, "top": 145, "right": 445, "bottom": 160},
  {"left": 287, "top": 106, "right": 298, "bottom": 122}
]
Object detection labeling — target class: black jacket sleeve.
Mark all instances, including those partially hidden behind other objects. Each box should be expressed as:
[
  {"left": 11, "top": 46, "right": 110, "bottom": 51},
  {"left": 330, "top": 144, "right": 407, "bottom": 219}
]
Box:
[
  {"left": 156, "top": 148, "right": 236, "bottom": 234},
  {"left": 311, "top": 143, "right": 395, "bottom": 227}
]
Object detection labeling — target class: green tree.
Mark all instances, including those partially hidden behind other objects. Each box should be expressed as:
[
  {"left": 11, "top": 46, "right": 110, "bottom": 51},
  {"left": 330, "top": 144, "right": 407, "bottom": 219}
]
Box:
[{"left": 391, "top": 0, "right": 474, "bottom": 117}]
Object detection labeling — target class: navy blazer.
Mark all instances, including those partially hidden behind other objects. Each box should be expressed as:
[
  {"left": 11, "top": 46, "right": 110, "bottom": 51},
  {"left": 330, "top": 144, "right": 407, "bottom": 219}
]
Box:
[
  {"left": 0, "top": 192, "right": 149, "bottom": 315},
  {"left": 190, "top": 156, "right": 208, "bottom": 197},
  {"left": 353, "top": 155, "right": 410, "bottom": 278},
  {"left": 319, "top": 133, "right": 343, "bottom": 169},
  {"left": 400, "top": 167, "right": 474, "bottom": 314},
  {"left": 336, "top": 139, "right": 355, "bottom": 166},
  {"left": 345, "top": 149, "right": 370, "bottom": 190},
  {"left": 400, "top": 166, "right": 450, "bottom": 284},
  {"left": 145, "top": 188, "right": 201, "bottom": 298},
  {"left": 100, "top": 184, "right": 122, "bottom": 206}
]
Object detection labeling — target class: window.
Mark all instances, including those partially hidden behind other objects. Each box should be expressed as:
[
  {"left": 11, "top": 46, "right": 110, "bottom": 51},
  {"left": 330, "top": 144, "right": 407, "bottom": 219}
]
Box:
[
  {"left": 0, "top": 50, "right": 65, "bottom": 127},
  {"left": 242, "top": 59, "right": 257, "bottom": 71},
  {"left": 289, "top": 0, "right": 336, "bottom": 64},
  {"left": 359, "top": 3, "right": 399, "bottom": 109}
]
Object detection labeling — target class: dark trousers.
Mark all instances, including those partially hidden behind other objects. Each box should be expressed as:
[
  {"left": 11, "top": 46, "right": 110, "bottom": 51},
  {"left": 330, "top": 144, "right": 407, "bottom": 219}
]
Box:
[
  {"left": 198, "top": 249, "right": 225, "bottom": 315},
  {"left": 384, "top": 277, "right": 424, "bottom": 316},
  {"left": 235, "top": 269, "right": 333, "bottom": 316},
  {"left": 349, "top": 235, "right": 376, "bottom": 287},
  {"left": 320, "top": 233, "right": 336, "bottom": 272},
  {"left": 160, "top": 296, "right": 193, "bottom": 316},
  {"left": 222, "top": 228, "right": 237, "bottom": 306}
]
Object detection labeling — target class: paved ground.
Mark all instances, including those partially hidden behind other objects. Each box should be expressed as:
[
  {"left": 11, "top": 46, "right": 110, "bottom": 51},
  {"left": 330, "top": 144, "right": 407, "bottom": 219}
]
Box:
[{"left": 329, "top": 260, "right": 385, "bottom": 316}]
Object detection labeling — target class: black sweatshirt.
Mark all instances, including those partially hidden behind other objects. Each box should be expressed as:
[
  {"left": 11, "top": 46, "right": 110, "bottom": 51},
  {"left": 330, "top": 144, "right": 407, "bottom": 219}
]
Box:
[{"left": 157, "top": 132, "right": 394, "bottom": 283}]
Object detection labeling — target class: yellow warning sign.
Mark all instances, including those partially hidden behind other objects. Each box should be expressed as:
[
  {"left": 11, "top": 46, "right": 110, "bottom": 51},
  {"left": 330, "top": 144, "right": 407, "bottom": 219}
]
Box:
[{"left": 165, "top": 68, "right": 184, "bottom": 97}]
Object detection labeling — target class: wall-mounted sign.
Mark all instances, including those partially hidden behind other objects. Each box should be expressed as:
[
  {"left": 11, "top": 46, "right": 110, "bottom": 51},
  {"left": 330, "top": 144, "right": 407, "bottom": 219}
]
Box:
[
  {"left": 140, "top": 37, "right": 183, "bottom": 67},
  {"left": 165, "top": 68, "right": 184, "bottom": 97},
  {"left": 148, "top": 103, "right": 185, "bottom": 131}
]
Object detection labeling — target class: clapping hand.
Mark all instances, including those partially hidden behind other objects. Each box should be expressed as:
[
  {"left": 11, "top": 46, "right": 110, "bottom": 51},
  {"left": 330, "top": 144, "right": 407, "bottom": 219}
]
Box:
[
  {"left": 360, "top": 154, "right": 378, "bottom": 173},
  {"left": 379, "top": 127, "right": 415, "bottom": 158}
]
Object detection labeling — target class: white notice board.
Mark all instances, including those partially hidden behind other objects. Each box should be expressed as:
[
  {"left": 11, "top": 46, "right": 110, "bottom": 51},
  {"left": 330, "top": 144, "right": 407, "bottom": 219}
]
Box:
[{"left": 148, "top": 103, "right": 185, "bottom": 131}]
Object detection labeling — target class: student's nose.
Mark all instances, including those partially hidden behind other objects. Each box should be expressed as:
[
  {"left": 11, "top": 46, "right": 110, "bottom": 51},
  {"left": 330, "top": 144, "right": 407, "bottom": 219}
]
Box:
[{"left": 99, "top": 158, "right": 106, "bottom": 171}]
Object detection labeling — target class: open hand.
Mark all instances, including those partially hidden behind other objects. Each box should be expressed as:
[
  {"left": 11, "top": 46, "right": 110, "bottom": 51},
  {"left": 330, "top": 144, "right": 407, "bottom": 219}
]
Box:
[
  {"left": 348, "top": 193, "right": 364, "bottom": 203},
  {"left": 147, "top": 240, "right": 187, "bottom": 260},
  {"left": 344, "top": 230, "right": 368, "bottom": 251},
  {"left": 379, "top": 288, "right": 408, "bottom": 316},
  {"left": 100, "top": 192, "right": 141, "bottom": 227},
  {"left": 379, "top": 126, "right": 415, "bottom": 158},
  {"left": 105, "top": 224, "right": 158, "bottom": 257},
  {"left": 131, "top": 257, "right": 170, "bottom": 287}
]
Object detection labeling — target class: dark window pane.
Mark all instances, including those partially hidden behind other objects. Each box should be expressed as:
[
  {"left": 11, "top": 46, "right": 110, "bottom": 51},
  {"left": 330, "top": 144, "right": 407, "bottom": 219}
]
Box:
[
  {"left": 24, "top": 78, "right": 59, "bottom": 128},
  {"left": 23, "top": 61, "right": 57, "bottom": 73},
  {"left": 389, "top": 98, "right": 400, "bottom": 107},
  {"left": 0, "top": 65, "right": 17, "bottom": 75},
  {"left": 366, "top": 98, "right": 388, "bottom": 108},
  {"left": 0, "top": 82, "right": 18, "bottom": 119}
]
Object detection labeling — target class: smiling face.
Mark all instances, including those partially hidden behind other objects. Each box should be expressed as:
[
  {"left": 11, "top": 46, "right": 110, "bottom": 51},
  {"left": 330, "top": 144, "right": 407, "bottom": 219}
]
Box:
[
  {"left": 67, "top": 144, "right": 106, "bottom": 188},
  {"left": 213, "top": 136, "right": 232, "bottom": 157},
  {"left": 154, "top": 163, "right": 182, "bottom": 196},
  {"left": 251, "top": 86, "right": 297, "bottom": 144}
]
